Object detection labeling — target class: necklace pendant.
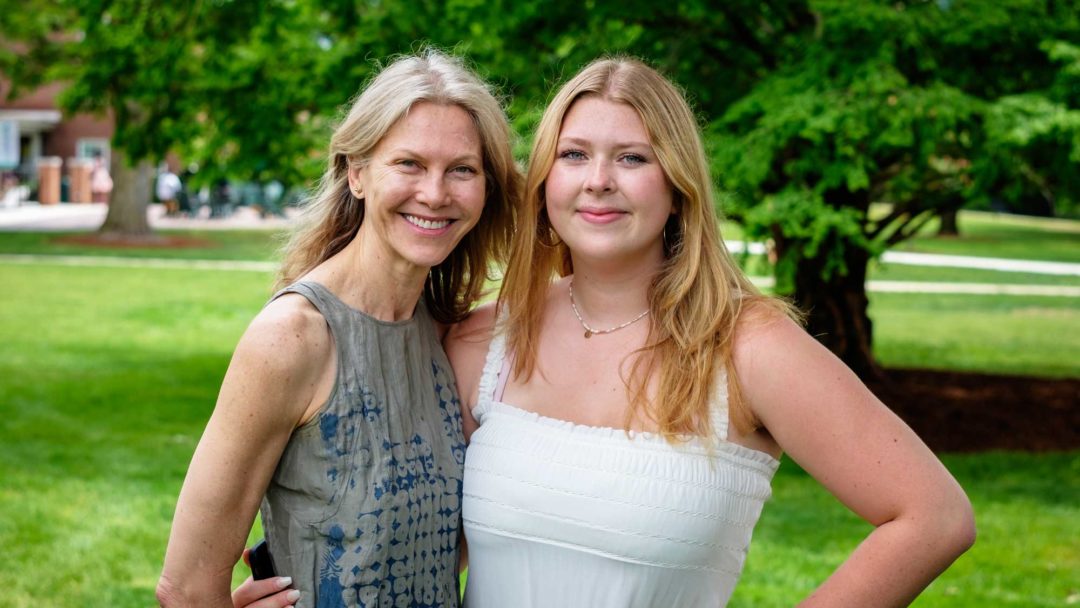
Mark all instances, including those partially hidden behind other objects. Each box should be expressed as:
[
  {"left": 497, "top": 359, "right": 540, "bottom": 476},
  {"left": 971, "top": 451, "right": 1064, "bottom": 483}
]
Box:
[{"left": 584, "top": 330, "right": 593, "bottom": 339}]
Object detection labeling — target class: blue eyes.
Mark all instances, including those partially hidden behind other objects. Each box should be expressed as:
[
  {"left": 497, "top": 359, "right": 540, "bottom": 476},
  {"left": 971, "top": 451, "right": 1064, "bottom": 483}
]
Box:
[{"left": 557, "top": 149, "right": 648, "bottom": 165}]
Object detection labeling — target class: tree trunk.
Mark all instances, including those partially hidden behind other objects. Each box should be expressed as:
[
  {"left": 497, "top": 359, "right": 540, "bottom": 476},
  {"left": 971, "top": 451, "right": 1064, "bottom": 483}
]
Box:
[
  {"left": 792, "top": 247, "right": 885, "bottom": 382},
  {"left": 938, "top": 208, "right": 959, "bottom": 236},
  {"left": 98, "top": 150, "right": 153, "bottom": 237}
]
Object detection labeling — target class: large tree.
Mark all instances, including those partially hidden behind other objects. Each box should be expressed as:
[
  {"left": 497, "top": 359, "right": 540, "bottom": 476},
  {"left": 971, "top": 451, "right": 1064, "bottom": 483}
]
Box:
[
  {"left": 709, "top": 0, "right": 1080, "bottom": 377},
  {"left": 1, "top": 2, "right": 211, "bottom": 237}
]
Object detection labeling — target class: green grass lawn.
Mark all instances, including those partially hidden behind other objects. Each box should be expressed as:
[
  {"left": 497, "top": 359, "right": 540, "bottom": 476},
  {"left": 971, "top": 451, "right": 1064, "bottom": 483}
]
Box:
[
  {"left": 894, "top": 211, "right": 1080, "bottom": 263},
  {"left": 734, "top": 453, "right": 1080, "bottom": 607},
  {"left": 872, "top": 292, "right": 1080, "bottom": 378},
  {"left": 2, "top": 261, "right": 1076, "bottom": 606},
  {"left": 1, "top": 211, "right": 1077, "bottom": 606},
  {"left": 0, "top": 264, "right": 274, "bottom": 605}
]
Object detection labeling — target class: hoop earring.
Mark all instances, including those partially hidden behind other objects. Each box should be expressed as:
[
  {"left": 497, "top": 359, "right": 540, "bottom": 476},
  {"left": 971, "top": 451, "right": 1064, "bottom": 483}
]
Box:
[
  {"left": 537, "top": 225, "right": 562, "bottom": 248},
  {"left": 536, "top": 210, "right": 562, "bottom": 248},
  {"left": 663, "top": 215, "right": 681, "bottom": 257}
]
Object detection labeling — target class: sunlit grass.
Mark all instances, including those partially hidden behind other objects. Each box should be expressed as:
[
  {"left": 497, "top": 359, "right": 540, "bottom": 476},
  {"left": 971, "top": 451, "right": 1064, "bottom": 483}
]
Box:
[
  {"left": 869, "top": 261, "right": 1080, "bottom": 287},
  {"left": 2, "top": 261, "right": 1076, "bottom": 606},
  {"left": 0, "top": 264, "right": 273, "bottom": 604},
  {"left": 895, "top": 211, "right": 1080, "bottom": 263},
  {"left": 871, "top": 292, "right": 1079, "bottom": 378},
  {"left": 733, "top": 453, "right": 1080, "bottom": 607}
]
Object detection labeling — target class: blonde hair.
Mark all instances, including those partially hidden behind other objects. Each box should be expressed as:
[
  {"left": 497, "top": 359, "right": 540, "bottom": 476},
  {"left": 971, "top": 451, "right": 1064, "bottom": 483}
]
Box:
[
  {"left": 500, "top": 57, "right": 795, "bottom": 438},
  {"left": 277, "top": 49, "right": 521, "bottom": 324}
]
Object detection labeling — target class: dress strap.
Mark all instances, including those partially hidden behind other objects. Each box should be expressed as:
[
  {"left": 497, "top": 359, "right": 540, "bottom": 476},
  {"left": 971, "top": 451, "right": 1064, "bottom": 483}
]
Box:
[
  {"left": 493, "top": 356, "right": 512, "bottom": 403},
  {"left": 270, "top": 281, "right": 341, "bottom": 316},
  {"left": 476, "top": 309, "right": 510, "bottom": 409},
  {"left": 710, "top": 364, "right": 731, "bottom": 441}
]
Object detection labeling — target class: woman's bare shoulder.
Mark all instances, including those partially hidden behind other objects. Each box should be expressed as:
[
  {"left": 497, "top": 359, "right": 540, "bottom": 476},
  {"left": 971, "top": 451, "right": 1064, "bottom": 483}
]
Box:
[
  {"left": 445, "top": 302, "right": 499, "bottom": 407},
  {"left": 234, "top": 293, "right": 333, "bottom": 379},
  {"left": 447, "top": 301, "right": 499, "bottom": 345},
  {"left": 732, "top": 298, "right": 803, "bottom": 349}
]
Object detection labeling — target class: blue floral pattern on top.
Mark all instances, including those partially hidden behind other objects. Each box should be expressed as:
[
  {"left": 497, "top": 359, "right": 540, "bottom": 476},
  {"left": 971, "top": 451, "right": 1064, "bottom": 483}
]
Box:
[{"left": 259, "top": 283, "right": 465, "bottom": 608}]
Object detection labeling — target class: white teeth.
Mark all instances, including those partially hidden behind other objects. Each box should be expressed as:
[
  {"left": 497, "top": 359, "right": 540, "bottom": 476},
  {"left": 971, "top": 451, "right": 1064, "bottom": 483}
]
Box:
[{"left": 404, "top": 215, "right": 451, "bottom": 230}]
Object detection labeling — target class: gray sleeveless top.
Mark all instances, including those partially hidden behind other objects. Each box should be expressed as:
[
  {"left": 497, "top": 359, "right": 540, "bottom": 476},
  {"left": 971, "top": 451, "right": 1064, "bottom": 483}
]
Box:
[{"left": 260, "top": 281, "right": 465, "bottom": 608}]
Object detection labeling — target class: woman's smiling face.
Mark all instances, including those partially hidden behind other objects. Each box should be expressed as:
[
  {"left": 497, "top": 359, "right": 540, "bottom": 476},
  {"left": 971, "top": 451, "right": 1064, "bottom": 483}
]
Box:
[
  {"left": 350, "top": 101, "right": 486, "bottom": 273},
  {"left": 544, "top": 95, "right": 673, "bottom": 269}
]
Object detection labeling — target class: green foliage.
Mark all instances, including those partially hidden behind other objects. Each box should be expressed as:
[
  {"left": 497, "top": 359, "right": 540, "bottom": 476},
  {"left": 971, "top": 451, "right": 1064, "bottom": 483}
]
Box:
[
  {"left": 709, "top": 1, "right": 1080, "bottom": 292},
  {"left": 2, "top": 1, "right": 822, "bottom": 184},
  {"left": 740, "top": 189, "right": 873, "bottom": 292},
  {"left": 700, "top": 1, "right": 1080, "bottom": 369},
  {"left": 976, "top": 40, "right": 1080, "bottom": 217},
  {"left": 0, "top": 1, "right": 75, "bottom": 94}
]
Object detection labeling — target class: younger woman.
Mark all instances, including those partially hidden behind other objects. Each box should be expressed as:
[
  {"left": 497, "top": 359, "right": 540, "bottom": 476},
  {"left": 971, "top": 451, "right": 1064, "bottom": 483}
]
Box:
[{"left": 447, "top": 57, "right": 974, "bottom": 607}]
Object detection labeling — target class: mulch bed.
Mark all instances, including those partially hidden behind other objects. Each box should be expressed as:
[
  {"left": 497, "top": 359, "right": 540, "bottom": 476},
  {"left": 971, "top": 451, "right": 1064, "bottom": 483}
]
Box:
[
  {"left": 55, "top": 233, "right": 216, "bottom": 249},
  {"left": 869, "top": 368, "right": 1080, "bottom": 453}
]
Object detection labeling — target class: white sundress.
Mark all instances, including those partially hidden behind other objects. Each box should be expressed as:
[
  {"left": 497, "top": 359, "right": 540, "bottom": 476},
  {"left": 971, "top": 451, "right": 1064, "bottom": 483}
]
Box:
[{"left": 461, "top": 328, "right": 780, "bottom": 607}]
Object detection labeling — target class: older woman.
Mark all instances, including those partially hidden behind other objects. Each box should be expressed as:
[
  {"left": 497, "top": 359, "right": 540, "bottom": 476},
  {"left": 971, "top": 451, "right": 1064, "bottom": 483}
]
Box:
[{"left": 157, "top": 50, "right": 519, "bottom": 608}]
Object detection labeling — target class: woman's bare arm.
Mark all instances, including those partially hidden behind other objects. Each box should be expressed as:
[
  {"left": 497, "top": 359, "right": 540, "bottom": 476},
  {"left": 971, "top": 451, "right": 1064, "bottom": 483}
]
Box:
[
  {"left": 735, "top": 308, "right": 975, "bottom": 607},
  {"left": 157, "top": 296, "right": 333, "bottom": 607}
]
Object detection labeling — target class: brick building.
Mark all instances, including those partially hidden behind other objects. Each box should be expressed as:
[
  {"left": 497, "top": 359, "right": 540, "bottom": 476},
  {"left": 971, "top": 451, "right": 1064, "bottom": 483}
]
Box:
[{"left": 0, "top": 79, "right": 113, "bottom": 204}]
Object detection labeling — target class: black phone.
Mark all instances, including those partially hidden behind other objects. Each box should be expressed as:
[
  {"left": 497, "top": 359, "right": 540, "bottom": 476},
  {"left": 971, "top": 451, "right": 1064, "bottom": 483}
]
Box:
[{"left": 249, "top": 538, "right": 277, "bottom": 580}]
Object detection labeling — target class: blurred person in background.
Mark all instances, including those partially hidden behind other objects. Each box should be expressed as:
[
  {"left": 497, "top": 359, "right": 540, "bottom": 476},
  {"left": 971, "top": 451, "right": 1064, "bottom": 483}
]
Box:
[
  {"left": 156, "top": 164, "right": 182, "bottom": 216},
  {"left": 90, "top": 153, "right": 113, "bottom": 204}
]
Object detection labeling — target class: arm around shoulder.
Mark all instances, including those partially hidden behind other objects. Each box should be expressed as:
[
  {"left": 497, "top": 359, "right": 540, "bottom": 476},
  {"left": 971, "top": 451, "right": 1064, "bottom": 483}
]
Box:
[
  {"left": 733, "top": 305, "right": 975, "bottom": 607},
  {"left": 158, "top": 296, "right": 335, "bottom": 607}
]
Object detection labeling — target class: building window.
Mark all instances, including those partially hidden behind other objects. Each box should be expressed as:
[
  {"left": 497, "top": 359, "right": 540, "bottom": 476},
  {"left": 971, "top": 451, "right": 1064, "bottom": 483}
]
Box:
[
  {"left": 0, "top": 120, "right": 18, "bottom": 169},
  {"left": 76, "top": 138, "right": 110, "bottom": 166}
]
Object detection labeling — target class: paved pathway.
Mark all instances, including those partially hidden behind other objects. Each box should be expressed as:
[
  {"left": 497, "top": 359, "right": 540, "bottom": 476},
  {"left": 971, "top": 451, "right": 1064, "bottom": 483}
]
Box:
[
  {"left": 0, "top": 253, "right": 276, "bottom": 272},
  {"left": 744, "top": 275, "right": 1079, "bottom": 297},
  {"left": 724, "top": 241, "right": 1080, "bottom": 276},
  {"left": 0, "top": 202, "right": 295, "bottom": 231}
]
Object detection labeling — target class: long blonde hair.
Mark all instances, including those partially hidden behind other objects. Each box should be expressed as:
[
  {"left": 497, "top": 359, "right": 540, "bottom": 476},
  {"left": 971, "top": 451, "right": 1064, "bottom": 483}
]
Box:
[
  {"left": 277, "top": 49, "right": 521, "bottom": 324},
  {"left": 501, "top": 57, "right": 795, "bottom": 438}
]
